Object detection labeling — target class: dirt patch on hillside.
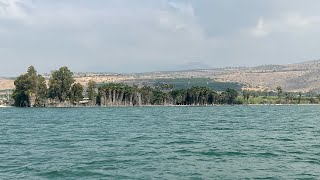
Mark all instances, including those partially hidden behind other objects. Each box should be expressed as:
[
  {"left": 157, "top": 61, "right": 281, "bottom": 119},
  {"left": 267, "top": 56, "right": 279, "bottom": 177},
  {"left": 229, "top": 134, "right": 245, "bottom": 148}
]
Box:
[{"left": 0, "top": 79, "right": 14, "bottom": 90}]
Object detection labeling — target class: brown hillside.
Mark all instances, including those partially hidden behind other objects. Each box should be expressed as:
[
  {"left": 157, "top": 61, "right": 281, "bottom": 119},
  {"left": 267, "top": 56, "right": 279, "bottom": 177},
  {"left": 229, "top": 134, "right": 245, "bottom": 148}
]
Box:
[{"left": 1, "top": 60, "right": 320, "bottom": 93}]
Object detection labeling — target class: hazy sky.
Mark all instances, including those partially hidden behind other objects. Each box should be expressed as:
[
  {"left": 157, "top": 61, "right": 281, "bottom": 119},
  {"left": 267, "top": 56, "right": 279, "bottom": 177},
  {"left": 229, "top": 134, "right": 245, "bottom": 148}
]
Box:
[{"left": 1, "top": 0, "right": 320, "bottom": 76}]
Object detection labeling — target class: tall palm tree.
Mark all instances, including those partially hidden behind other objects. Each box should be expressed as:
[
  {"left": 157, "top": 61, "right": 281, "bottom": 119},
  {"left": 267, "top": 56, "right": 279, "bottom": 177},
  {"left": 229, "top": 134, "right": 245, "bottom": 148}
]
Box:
[
  {"left": 298, "top": 92, "right": 302, "bottom": 104},
  {"left": 276, "top": 86, "right": 282, "bottom": 103}
]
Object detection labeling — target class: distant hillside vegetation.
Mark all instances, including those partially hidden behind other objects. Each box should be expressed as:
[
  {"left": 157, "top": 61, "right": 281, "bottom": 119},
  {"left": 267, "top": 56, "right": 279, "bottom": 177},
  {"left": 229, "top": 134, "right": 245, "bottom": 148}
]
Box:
[{"left": 152, "top": 78, "right": 242, "bottom": 91}]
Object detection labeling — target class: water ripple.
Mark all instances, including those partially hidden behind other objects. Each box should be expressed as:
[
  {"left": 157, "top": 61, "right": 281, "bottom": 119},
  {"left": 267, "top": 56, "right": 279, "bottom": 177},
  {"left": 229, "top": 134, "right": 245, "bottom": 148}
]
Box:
[{"left": 1, "top": 106, "right": 320, "bottom": 179}]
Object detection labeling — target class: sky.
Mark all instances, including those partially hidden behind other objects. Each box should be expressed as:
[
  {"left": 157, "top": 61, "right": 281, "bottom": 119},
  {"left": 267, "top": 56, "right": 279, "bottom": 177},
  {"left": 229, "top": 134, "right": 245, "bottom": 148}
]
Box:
[{"left": 1, "top": 0, "right": 320, "bottom": 76}]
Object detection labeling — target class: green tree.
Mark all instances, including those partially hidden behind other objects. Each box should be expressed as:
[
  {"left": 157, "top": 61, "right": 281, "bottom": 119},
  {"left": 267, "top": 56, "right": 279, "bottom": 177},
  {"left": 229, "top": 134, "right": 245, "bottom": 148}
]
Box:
[
  {"left": 94, "top": 83, "right": 243, "bottom": 106},
  {"left": 298, "top": 92, "right": 302, "bottom": 104},
  {"left": 12, "top": 74, "right": 32, "bottom": 107},
  {"left": 317, "top": 94, "right": 320, "bottom": 103},
  {"left": 27, "top": 66, "right": 37, "bottom": 91},
  {"left": 34, "top": 75, "right": 48, "bottom": 106},
  {"left": 242, "top": 90, "right": 250, "bottom": 104},
  {"left": 70, "top": 83, "right": 84, "bottom": 104},
  {"left": 276, "top": 86, "right": 282, "bottom": 103},
  {"left": 12, "top": 66, "right": 47, "bottom": 107},
  {"left": 140, "top": 85, "right": 154, "bottom": 105},
  {"left": 284, "top": 92, "right": 289, "bottom": 103},
  {"left": 86, "top": 80, "right": 97, "bottom": 102},
  {"left": 48, "top": 66, "right": 75, "bottom": 101},
  {"left": 225, "top": 88, "right": 238, "bottom": 104}
]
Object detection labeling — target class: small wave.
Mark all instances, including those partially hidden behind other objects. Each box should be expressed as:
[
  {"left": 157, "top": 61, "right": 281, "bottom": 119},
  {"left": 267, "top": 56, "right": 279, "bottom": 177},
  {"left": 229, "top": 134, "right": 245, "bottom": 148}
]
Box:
[
  {"left": 288, "top": 151, "right": 304, "bottom": 155},
  {"left": 253, "top": 177, "right": 277, "bottom": 179},
  {"left": 38, "top": 170, "right": 69, "bottom": 178},
  {"left": 38, "top": 169, "right": 105, "bottom": 178},
  {"left": 174, "top": 149, "right": 192, "bottom": 153},
  {"left": 310, "top": 144, "right": 320, "bottom": 148},
  {"left": 166, "top": 156, "right": 182, "bottom": 161},
  {"left": 304, "top": 159, "right": 320, "bottom": 165},
  {"left": 128, "top": 135, "right": 150, "bottom": 142},
  {"left": 277, "top": 138, "right": 294, "bottom": 142},
  {"left": 255, "top": 152, "right": 278, "bottom": 157},
  {"left": 165, "top": 140, "right": 199, "bottom": 145},
  {"left": 210, "top": 127, "right": 234, "bottom": 130},
  {"left": 199, "top": 150, "right": 247, "bottom": 157}
]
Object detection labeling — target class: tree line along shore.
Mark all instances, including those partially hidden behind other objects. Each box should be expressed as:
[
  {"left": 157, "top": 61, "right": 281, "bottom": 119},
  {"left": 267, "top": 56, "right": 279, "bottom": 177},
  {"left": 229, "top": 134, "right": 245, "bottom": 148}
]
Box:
[{"left": 7, "top": 66, "right": 320, "bottom": 107}]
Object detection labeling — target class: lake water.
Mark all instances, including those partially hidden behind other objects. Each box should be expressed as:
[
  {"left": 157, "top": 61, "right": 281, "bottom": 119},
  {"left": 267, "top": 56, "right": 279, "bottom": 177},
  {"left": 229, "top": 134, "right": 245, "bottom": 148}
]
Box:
[{"left": 1, "top": 106, "right": 320, "bottom": 179}]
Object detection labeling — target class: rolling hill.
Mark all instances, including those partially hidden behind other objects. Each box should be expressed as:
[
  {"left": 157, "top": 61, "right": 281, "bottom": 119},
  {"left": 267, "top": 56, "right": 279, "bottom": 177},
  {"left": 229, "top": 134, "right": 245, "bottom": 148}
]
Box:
[{"left": 1, "top": 60, "right": 320, "bottom": 93}]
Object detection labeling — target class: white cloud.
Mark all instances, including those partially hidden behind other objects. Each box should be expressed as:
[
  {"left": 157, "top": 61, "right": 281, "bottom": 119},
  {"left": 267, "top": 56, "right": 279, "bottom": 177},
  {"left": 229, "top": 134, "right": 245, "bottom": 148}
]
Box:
[
  {"left": 252, "top": 18, "right": 269, "bottom": 37},
  {"left": 0, "top": 0, "right": 31, "bottom": 20},
  {"left": 167, "top": 1, "right": 195, "bottom": 17},
  {"left": 0, "top": 0, "right": 218, "bottom": 74},
  {"left": 285, "top": 13, "right": 320, "bottom": 28},
  {"left": 251, "top": 13, "right": 320, "bottom": 38},
  {"left": 2, "top": 0, "right": 320, "bottom": 75}
]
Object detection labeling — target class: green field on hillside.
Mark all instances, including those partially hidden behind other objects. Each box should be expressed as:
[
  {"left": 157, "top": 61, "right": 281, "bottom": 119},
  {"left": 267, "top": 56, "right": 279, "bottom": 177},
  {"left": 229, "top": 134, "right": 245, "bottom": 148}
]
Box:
[{"left": 152, "top": 78, "right": 242, "bottom": 91}]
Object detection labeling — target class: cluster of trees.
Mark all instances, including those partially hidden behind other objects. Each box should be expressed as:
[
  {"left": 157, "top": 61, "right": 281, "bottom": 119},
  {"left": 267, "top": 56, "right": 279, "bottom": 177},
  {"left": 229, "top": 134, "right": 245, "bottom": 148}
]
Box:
[
  {"left": 242, "top": 86, "right": 320, "bottom": 104},
  {"left": 13, "top": 66, "right": 96, "bottom": 107},
  {"left": 12, "top": 66, "right": 47, "bottom": 107},
  {"left": 13, "top": 66, "right": 241, "bottom": 107},
  {"left": 97, "top": 84, "right": 239, "bottom": 106},
  {"left": 15, "top": 66, "right": 320, "bottom": 107}
]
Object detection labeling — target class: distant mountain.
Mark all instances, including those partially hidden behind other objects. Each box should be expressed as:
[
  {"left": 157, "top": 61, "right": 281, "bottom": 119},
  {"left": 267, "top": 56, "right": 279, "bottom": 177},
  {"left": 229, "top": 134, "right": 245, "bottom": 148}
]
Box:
[
  {"left": 2, "top": 59, "right": 320, "bottom": 92},
  {"left": 209, "top": 60, "right": 320, "bottom": 92},
  {"left": 295, "top": 59, "right": 320, "bottom": 65},
  {"left": 136, "top": 59, "right": 320, "bottom": 92},
  {"left": 176, "top": 62, "right": 211, "bottom": 70},
  {"left": 159, "top": 62, "right": 211, "bottom": 71}
]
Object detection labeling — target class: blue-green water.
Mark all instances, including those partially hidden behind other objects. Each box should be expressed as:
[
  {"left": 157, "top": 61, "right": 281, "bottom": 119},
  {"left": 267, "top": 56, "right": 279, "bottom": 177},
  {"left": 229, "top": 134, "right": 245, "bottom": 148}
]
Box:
[{"left": 1, "top": 106, "right": 320, "bottom": 179}]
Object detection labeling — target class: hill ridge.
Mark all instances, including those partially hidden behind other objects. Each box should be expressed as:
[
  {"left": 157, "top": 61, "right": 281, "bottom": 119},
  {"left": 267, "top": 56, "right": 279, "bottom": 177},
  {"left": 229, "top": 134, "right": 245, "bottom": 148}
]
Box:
[{"left": 1, "top": 59, "right": 320, "bottom": 92}]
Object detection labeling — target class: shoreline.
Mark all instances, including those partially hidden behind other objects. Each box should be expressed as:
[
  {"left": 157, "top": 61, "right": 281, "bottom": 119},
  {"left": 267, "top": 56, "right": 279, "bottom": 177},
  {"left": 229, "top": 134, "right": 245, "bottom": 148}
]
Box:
[{"left": 2, "top": 104, "right": 320, "bottom": 108}]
